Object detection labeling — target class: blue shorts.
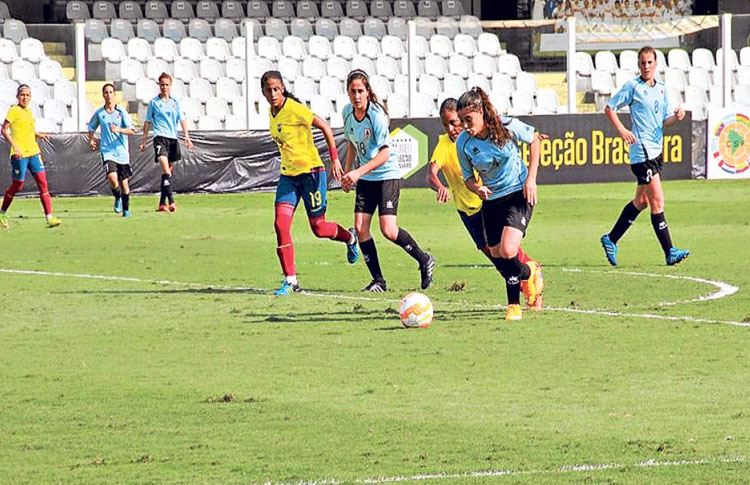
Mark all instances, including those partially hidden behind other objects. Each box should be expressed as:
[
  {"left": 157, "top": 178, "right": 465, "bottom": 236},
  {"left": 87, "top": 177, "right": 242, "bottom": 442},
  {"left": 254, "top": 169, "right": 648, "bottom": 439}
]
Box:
[
  {"left": 274, "top": 168, "right": 328, "bottom": 218},
  {"left": 10, "top": 153, "right": 44, "bottom": 181},
  {"left": 459, "top": 209, "right": 487, "bottom": 250}
]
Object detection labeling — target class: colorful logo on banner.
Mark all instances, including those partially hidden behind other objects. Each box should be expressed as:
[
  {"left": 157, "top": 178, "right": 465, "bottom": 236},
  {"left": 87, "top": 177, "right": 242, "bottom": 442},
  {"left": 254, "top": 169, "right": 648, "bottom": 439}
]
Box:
[
  {"left": 708, "top": 112, "right": 750, "bottom": 176},
  {"left": 390, "top": 124, "right": 428, "bottom": 179}
]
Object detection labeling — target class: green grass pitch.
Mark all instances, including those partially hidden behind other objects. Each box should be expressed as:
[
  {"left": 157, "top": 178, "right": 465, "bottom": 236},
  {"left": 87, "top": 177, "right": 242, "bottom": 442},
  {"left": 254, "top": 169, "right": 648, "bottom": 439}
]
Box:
[{"left": 1, "top": 180, "right": 749, "bottom": 484}]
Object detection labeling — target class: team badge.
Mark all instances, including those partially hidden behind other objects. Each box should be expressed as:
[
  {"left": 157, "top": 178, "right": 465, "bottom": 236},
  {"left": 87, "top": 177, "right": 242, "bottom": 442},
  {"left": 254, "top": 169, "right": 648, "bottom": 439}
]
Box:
[
  {"left": 472, "top": 146, "right": 480, "bottom": 155},
  {"left": 364, "top": 128, "right": 372, "bottom": 140}
]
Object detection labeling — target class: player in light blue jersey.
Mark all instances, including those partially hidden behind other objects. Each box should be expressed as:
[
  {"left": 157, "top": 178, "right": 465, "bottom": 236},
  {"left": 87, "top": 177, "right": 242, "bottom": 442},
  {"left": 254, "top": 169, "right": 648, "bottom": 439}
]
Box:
[
  {"left": 601, "top": 46, "right": 689, "bottom": 267},
  {"left": 88, "top": 83, "right": 136, "bottom": 217},
  {"left": 456, "top": 87, "right": 544, "bottom": 322},
  {"left": 140, "top": 73, "right": 193, "bottom": 213},
  {"left": 341, "top": 70, "right": 434, "bottom": 292}
]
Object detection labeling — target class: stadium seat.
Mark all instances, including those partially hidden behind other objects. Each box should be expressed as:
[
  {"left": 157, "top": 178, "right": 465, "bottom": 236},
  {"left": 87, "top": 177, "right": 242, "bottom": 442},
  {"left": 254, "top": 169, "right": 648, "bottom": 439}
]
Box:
[
  {"left": 190, "top": 77, "right": 214, "bottom": 102},
  {"left": 453, "top": 34, "right": 476, "bottom": 58},
  {"left": 224, "top": 113, "right": 247, "bottom": 129},
  {"left": 67, "top": 1, "right": 90, "bottom": 21},
  {"left": 198, "top": 115, "right": 222, "bottom": 130},
  {"left": 265, "top": 18, "right": 288, "bottom": 40},
  {"left": 575, "top": 51, "right": 594, "bottom": 90},
  {"left": 441, "top": 73, "right": 464, "bottom": 98},
  {"left": 333, "top": 93, "right": 350, "bottom": 114},
  {"left": 293, "top": 76, "right": 317, "bottom": 102},
  {"left": 200, "top": 58, "right": 224, "bottom": 83},
  {"left": 430, "top": 34, "right": 452, "bottom": 57},
  {"left": 340, "top": 17, "right": 363, "bottom": 38},
  {"left": 668, "top": 48, "right": 691, "bottom": 72},
  {"left": 195, "top": 1, "right": 220, "bottom": 20},
  {"left": 419, "top": 0, "right": 441, "bottom": 18},
  {"left": 351, "top": 55, "right": 376, "bottom": 75},
  {"left": 29, "top": 102, "right": 43, "bottom": 121},
  {"left": 364, "top": 17, "right": 387, "bottom": 40},
  {"left": 221, "top": 0, "right": 245, "bottom": 19},
  {"left": 683, "top": 85, "right": 707, "bottom": 120},
  {"left": 170, "top": 0, "right": 194, "bottom": 21},
  {"left": 491, "top": 73, "right": 512, "bottom": 94},
  {"left": 358, "top": 36, "right": 381, "bottom": 60},
  {"left": 206, "top": 97, "right": 230, "bottom": 121},
  {"left": 381, "top": 35, "right": 404, "bottom": 59},
  {"left": 146, "top": 58, "right": 170, "bottom": 80},
  {"left": 515, "top": 71, "right": 537, "bottom": 94},
  {"left": 370, "top": 0, "right": 393, "bottom": 19},
  {"left": 240, "top": 19, "right": 263, "bottom": 42},
  {"left": 43, "top": 99, "right": 68, "bottom": 123},
  {"left": 145, "top": 1, "right": 169, "bottom": 22},
  {"left": 347, "top": 0, "right": 369, "bottom": 20},
  {"left": 665, "top": 67, "right": 687, "bottom": 92},
  {"left": 459, "top": 15, "right": 482, "bottom": 38},
  {"left": 692, "top": 48, "right": 715, "bottom": 71},
  {"left": 272, "top": 0, "right": 294, "bottom": 20},
  {"left": 737, "top": 65, "right": 750, "bottom": 86},
  {"left": 230, "top": 37, "right": 248, "bottom": 59},
  {"left": 535, "top": 88, "right": 559, "bottom": 114},
  {"left": 302, "top": 56, "right": 326, "bottom": 80},
  {"left": 615, "top": 68, "right": 637, "bottom": 91},
  {"left": 369, "top": 74, "right": 392, "bottom": 99},
  {"left": 448, "top": 54, "right": 470, "bottom": 79},
  {"left": 19, "top": 38, "right": 45, "bottom": 64},
  {"left": 110, "top": 19, "right": 135, "bottom": 42},
  {"left": 213, "top": 19, "right": 238, "bottom": 42},
  {"left": 740, "top": 47, "right": 750, "bottom": 67},
  {"left": 309, "top": 36, "right": 332, "bottom": 60},
  {"left": 174, "top": 57, "right": 198, "bottom": 82},
  {"left": 36, "top": 117, "right": 60, "bottom": 134},
  {"left": 497, "top": 53, "right": 521, "bottom": 78},
  {"left": 326, "top": 56, "right": 350, "bottom": 81},
  {"left": 436, "top": 16, "right": 459, "bottom": 38},
  {"left": 247, "top": 0, "right": 271, "bottom": 19},
  {"left": 442, "top": 0, "right": 464, "bottom": 18},
  {"left": 595, "top": 51, "right": 618, "bottom": 75},
  {"left": 206, "top": 38, "right": 231, "bottom": 61},
  {"left": 28, "top": 78, "right": 49, "bottom": 105},
  {"left": 424, "top": 53, "right": 447, "bottom": 79},
  {"left": 713, "top": 67, "right": 737, "bottom": 86},
  {"left": 321, "top": 0, "right": 345, "bottom": 20},
  {"left": 655, "top": 49, "right": 667, "bottom": 73},
  {"left": 688, "top": 67, "right": 711, "bottom": 91},
  {"left": 4, "top": 20, "right": 28, "bottom": 44},
  {"left": 39, "top": 59, "right": 63, "bottom": 85},
  {"left": 412, "top": 35, "right": 429, "bottom": 58},
  {"left": 333, "top": 36, "right": 357, "bottom": 60},
  {"left": 315, "top": 18, "right": 338, "bottom": 41},
  {"left": 319, "top": 75, "right": 344, "bottom": 99},
  {"left": 0, "top": 38, "right": 17, "bottom": 64},
  {"left": 216, "top": 76, "right": 241, "bottom": 101},
  {"left": 93, "top": 1, "right": 117, "bottom": 21},
  {"left": 467, "top": 73, "right": 490, "bottom": 92},
  {"left": 258, "top": 37, "right": 282, "bottom": 61},
  {"left": 387, "top": 17, "right": 408, "bottom": 41},
  {"left": 283, "top": 36, "right": 307, "bottom": 61},
  {"left": 388, "top": 92, "right": 408, "bottom": 118},
  {"left": 716, "top": 47, "right": 739, "bottom": 73},
  {"left": 412, "top": 92, "right": 436, "bottom": 117},
  {"left": 188, "top": 19, "right": 212, "bottom": 42},
  {"left": 137, "top": 19, "right": 161, "bottom": 42},
  {"left": 296, "top": 0, "right": 319, "bottom": 19},
  {"left": 734, "top": 84, "right": 750, "bottom": 105},
  {"left": 225, "top": 56, "right": 247, "bottom": 81},
  {"left": 120, "top": 57, "right": 145, "bottom": 85},
  {"left": 394, "top": 1, "right": 417, "bottom": 18},
  {"left": 278, "top": 56, "right": 301, "bottom": 82},
  {"left": 290, "top": 18, "right": 314, "bottom": 41},
  {"left": 84, "top": 18, "right": 107, "bottom": 43},
  {"left": 619, "top": 50, "right": 638, "bottom": 72},
  {"left": 153, "top": 38, "right": 178, "bottom": 61},
  {"left": 510, "top": 90, "right": 534, "bottom": 115},
  {"left": 61, "top": 117, "right": 77, "bottom": 133},
  {"left": 311, "top": 96, "right": 334, "bottom": 119},
  {"left": 119, "top": 1, "right": 143, "bottom": 20},
  {"left": 53, "top": 78, "right": 76, "bottom": 106},
  {"left": 101, "top": 38, "right": 126, "bottom": 62},
  {"left": 418, "top": 73, "right": 440, "bottom": 100},
  {"left": 375, "top": 55, "right": 400, "bottom": 80},
  {"left": 180, "top": 38, "right": 204, "bottom": 61},
  {"left": 171, "top": 78, "right": 187, "bottom": 98},
  {"left": 0, "top": 79, "right": 18, "bottom": 105},
  {"left": 591, "top": 69, "right": 614, "bottom": 95},
  {"left": 127, "top": 38, "right": 151, "bottom": 62},
  {"left": 163, "top": 19, "right": 186, "bottom": 41},
  {"left": 472, "top": 53, "right": 494, "bottom": 78},
  {"left": 415, "top": 17, "right": 435, "bottom": 38},
  {"left": 666, "top": 85, "right": 682, "bottom": 106}
]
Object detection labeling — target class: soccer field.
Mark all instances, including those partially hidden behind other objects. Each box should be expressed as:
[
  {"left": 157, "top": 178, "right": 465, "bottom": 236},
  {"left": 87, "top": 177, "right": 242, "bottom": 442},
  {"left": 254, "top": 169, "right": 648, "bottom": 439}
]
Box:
[{"left": 1, "top": 180, "right": 749, "bottom": 484}]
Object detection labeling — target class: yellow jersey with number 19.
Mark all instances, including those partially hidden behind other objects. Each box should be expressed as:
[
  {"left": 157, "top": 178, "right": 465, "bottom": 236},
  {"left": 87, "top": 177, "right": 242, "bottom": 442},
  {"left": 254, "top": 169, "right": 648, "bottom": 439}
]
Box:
[
  {"left": 430, "top": 133, "right": 482, "bottom": 216},
  {"left": 269, "top": 98, "right": 324, "bottom": 177}
]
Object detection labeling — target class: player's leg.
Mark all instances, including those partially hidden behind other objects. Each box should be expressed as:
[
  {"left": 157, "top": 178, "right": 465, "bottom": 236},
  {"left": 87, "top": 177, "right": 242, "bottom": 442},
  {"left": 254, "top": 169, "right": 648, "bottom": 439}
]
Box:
[
  {"left": 120, "top": 166, "right": 132, "bottom": 217},
  {"left": 0, "top": 156, "right": 30, "bottom": 229},
  {"left": 105, "top": 162, "right": 122, "bottom": 213},
  {"left": 355, "top": 180, "right": 387, "bottom": 291},
  {"left": 600, "top": 166, "right": 649, "bottom": 266},
  {"left": 644, "top": 172, "right": 689, "bottom": 265},
  {"left": 29, "top": 155, "right": 60, "bottom": 228},
  {"left": 156, "top": 153, "right": 171, "bottom": 211},
  {"left": 166, "top": 141, "right": 181, "bottom": 211},
  {"left": 378, "top": 179, "right": 434, "bottom": 290},
  {"left": 273, "top": 175, "right": 301, "bottom": 295}
]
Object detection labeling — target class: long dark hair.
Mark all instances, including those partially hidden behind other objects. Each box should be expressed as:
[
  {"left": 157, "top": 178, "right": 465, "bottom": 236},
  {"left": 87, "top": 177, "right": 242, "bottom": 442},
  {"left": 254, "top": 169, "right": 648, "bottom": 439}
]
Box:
[
  {"left": 260, "top": 70, "right": 301, "bottom": 103},
  {"left": 457, "top": 87, "right": 511, "bottom": 147},
  {"left": 345, "top": 69, "right": 388, "bottom": 116}
]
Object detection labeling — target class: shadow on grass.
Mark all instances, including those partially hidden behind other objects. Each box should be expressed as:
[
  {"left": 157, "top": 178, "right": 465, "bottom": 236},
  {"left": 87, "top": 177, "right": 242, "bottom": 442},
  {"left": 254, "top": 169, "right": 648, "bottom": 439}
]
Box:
[{"left": 56, "top": 287, "right": 268, "bottom": 295}]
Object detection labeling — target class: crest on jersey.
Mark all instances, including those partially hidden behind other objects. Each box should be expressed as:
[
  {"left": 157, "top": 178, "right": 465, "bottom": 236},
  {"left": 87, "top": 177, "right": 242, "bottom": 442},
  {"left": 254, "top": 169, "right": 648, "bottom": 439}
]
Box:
[
  {"left": 472, "top": 146, "right": 480, "bottom": 155},
  {"left": 364, "top": 128, "right": 372, "bottom": 140}
]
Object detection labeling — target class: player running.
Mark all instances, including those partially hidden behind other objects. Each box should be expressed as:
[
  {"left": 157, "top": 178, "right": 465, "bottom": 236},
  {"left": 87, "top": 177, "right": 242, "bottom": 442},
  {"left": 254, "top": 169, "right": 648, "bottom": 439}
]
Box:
[
  {"left": 601, "top": 45, "right": 689, "bottom": 266},
  {"left": 140, "top": 72, "right": 193, "bottom": 213},
  {"left": 88, "top": 83, "right": 136, "bottom": 218},
  {"left": 341, "top": 69, "right": 434, "bottom": 292},
  {"left": 0, "top": 84, "right": 60, "bottom": 229},
  {"left": 456, "top": 87, "right": 544, "bottom": 321},
  {"left": 427, "top": 97, "right": 534, "bottom": 265},
  {"left": 261, "top": 70, "right": 359, "bottom": 296}
]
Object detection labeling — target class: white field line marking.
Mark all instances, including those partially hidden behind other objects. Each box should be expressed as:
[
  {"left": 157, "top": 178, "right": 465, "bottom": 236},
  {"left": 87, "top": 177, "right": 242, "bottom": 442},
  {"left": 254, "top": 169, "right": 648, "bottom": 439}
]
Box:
[
  {"left": 1, "top": 267, "right": 746, "bottom": 327},
  {"left": 265, "top": 456, "right": 745, "bottom": 485},
  {"left": 562, "top": 268, "right": 739, "bottom": 305}
]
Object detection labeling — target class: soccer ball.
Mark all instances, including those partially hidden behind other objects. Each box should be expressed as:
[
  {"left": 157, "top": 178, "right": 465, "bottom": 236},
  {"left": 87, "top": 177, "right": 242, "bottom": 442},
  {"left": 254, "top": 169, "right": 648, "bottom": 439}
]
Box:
[{"left": 398, "top": 292, "right": 434, "bottom": 328}]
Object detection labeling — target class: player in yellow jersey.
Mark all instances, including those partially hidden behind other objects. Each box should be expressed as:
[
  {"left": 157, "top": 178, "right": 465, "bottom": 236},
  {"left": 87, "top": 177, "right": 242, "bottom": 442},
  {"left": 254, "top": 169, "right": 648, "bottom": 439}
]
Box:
[
  {"left": 0, "top": 85, "right": 60, "bottom": 230},
  {"left": 427, "top": 98, "right": 542, "bottom": 310},
  {"left": 261, "top": 71, "right": 359, "bottom": 296}
]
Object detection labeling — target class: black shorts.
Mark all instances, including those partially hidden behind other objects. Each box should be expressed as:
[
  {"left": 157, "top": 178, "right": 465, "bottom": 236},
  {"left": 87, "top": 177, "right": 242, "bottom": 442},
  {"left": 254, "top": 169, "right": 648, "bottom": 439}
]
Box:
[
  {"left": 354, "top": 179, "right": 400, "bottom": 216},
  {"left": 481, "top": 190, "right": 533, "bottom": 247},
  {"left": 103, "top": 160, "right": 133, "bottom": 180},
  {"left": 153, "top": 136, "right": 181, "bottom": 164},
  {"left": 458, "top": 209, "right": 487, "bottom": 250},
  {"left": 631, "top": 154, "right": 663, "bottom": 185}
]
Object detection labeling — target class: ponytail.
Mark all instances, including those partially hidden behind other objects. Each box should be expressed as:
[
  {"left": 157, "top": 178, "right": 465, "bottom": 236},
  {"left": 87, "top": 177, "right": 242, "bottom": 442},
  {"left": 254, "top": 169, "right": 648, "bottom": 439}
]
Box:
[{"left": 456, "top": 87, "right": 511, "bottom": 147}]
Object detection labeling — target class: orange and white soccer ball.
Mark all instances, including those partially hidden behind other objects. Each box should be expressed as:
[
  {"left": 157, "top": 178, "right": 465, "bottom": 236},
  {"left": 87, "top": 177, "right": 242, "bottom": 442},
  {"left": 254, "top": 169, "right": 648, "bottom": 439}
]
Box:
[{"left": 398, "top": 292, "right": 434, "bottom": 328}]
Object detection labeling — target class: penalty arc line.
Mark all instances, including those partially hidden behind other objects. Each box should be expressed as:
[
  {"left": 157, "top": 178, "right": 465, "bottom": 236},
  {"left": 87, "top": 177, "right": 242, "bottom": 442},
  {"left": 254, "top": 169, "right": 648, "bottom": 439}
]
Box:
[{"left": 0, "top": 267, "right": 746, "bottom": 328}]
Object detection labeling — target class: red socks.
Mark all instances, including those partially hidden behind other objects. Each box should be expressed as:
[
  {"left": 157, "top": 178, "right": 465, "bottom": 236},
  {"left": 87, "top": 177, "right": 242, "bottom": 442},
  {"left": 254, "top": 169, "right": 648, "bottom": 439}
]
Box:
[
  {"left": 32, "top": 172, "right": 52, "bottom": 216},
  {"left": 2, "top": 179, "right": 24, "bottom": 212},
  {"left": 274, "top": 203, "right": 296, "bottom": 277},
  {"left": 309, "top": 215, "right": 350, "bottom": 242}
]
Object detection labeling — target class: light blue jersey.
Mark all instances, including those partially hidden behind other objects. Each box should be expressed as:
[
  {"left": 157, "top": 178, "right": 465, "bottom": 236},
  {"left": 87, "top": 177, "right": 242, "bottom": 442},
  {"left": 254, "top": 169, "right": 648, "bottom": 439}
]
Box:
[
  {"left": 88, "top": 105, "right": 134, "bottom": 164},
  {"left": 145, "top": 95, "right": 184, "bottom": 139},
  {"left": 456, "top": 116, "right": 535, "bottom": 200},
  {"left": 342, "top": 101, "right": 401, "bottom": 181},
  {"left": 607, "top": 77, "right": 674, "bottom": 164}
]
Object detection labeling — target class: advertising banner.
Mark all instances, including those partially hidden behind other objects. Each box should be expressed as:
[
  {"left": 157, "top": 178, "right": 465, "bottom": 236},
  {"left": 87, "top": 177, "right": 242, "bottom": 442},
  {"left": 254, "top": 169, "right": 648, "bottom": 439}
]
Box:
[{"left": 706, "top": 107, "right": 750, "bottom": 180}]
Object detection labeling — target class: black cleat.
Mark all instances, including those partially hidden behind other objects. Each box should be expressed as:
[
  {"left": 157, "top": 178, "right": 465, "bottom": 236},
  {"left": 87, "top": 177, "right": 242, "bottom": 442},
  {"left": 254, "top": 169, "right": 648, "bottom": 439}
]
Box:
[
  {"left": 363, "top": 278, "right": 387, "bottom": 292},
  {"left": 419, "top": 254, "right": 435, "bottom": 290}
]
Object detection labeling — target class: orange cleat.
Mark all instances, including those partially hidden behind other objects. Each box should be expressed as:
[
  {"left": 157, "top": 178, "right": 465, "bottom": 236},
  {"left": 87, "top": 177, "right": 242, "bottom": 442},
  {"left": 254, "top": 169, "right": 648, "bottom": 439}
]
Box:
[
  {"left": 521, "top": 260, "right": 545, "bottom": 311},
  {"left": 157, "top": 204, "right": 170, "bottom": 212}
]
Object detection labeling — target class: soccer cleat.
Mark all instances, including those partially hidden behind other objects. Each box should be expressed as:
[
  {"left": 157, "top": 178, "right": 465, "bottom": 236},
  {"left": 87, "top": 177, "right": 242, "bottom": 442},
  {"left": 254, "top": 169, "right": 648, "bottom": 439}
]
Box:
[
  {"left": 45, "top": 216, "right": 62, "bottom": 229},
  {"left": 169, "top": 202, "right": 177, "bottom": 213},
  {"left": 157, "top": 204, "right": 170, "bottom": 212},
  {"left": 113, "top": 198, "right": 122, "bottom": 213},
  {"left": 505, "top": 304, "right": 523, "bottom": 321},
  {"left": 600, "top": 233, "right": 618, "bottom": 266},
  {"left": 666, "top": 247, "right": 690, "bottom": 266},
  {"left": 0, "top": 212, "right": 8, "bottom": 230},
  {"left": 122, "top": 210, "right": 131, "bottom": 218},
  {"left": 521, "top": 260, "right": 545, "bottom": 311},
  {"left": 419, "top": 254, "right": 435, "bottom": 290},
  {"left": 346, "top": 227, "right": 359, "bottom": 264},
  {"left": 273, "top": 280, "right": 301, "bottom": 296},
  {"left": 363, "top": 278, "right": 387, "bottom": 292}
]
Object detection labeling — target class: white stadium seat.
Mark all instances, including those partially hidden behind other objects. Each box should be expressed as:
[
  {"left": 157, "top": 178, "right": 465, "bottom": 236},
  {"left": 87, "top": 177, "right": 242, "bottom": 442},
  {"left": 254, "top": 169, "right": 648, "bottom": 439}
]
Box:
[
  {"left": 388, "top": 93, "right": 408, "bottom": 118},
  {"left": 375, "top": 55, "right": 400, "bottom": 81},
  {"left": 0, "top": 79, "right": 19, "bottom": 105},
  {"left": 497, "top": 53, "right": 521, "bottom": 78},
  {"left": 310, "top": 96, "right": 334, "bottom": 119},
  {"left": 28, "top": 78, "right": 49, "bottom": 105},
  {"left": 198, "top": 116, "right": 223, "bottom": 130},
  {"left": 515, "top": 71, "right": 537, "bottom": 94},
  {"left": 418, "top": 73, "right": 441, "bottom": 100},
  {"left": 333, "top": 36, "right": 357, "bottom": 60},
  {"left": 283, "top": 36, "right": 307, "bottom": 61},
  {"left": 0, "top": 39, "right": 18, "bottom": 63},
  {"left": 535, "top": 89, "right": 559, "bottom": 113},
  {"left": 510, "top": 90, "right": 534, "bottom": 115},
  {"left": 429, "top": 34, "right": 453, "bottom": 58},
  {"left": 453, "top": 33, "right": 476, "bottom": 57},
  {"left": 19, "top": 38, "right": 46, "bottom": 63},
  {"left": 181, "top": 97, "right": 204, "bottom": 122},
  {"left": 351, "top": 55, "right": 376, "bottom": 75},
  {"left": 448, "top": 54, "right": 471, "bottom": 80},
  {"left": 154, "top": 38, "right": 179, "bottom": 62},
  {"left": 692, "top": 48, "right": 715, "bottom": 71},
  {"left": 293, "top": 76, "right": 317, "bottom": 102},
  {"left": 302, "top": 56, "right": 327, "bottom": 81},
  {"left": 443, "top": 73, "right": 466, "bottom": 98},
  {"left": 258, "top": 37, "right": 282, "bottom": 61},
  {"left": 174, "top": 58, "right": 198, "bottom": 83},
  {"left": 381, "top": 35, "right": 404, "bottom": 59},
  {"left": 43, "top": 99, "right": 68, "bottom": 123},
  {"left": 668, "top": 48, "right": 691, "bottom": 72},
  {"left": 180, "top": 38, "right": 204, "bottom": 62},
  {"left": 412, "top": 92, "right": 436, "bottom": 117},
  {"left": 477, "top": 32, "right": 501, "bottom": 57},
  {"left": 53, "top": 78, "right": 76, "bottom": 106},
  {"left": 216, "top": 77, "right": 241, "bottom": 102},
  {"left": 278, "top": 57, "right": 301, "bottom": 82},
  {"left": 369, "top": 74, "right": 392, "bottom": 100},
  {"left": 127, "top": 38, "right": 152, "bottom": 63},
  {"left": 491, "top": 73, "right": 513, "bottom": 95},
  {"left": 619, "top": 50, "right": 638, "bottom": 72},
  {"left": 35, "top": 117, "right": 59, "bottom": 133},
  {"left": 472, "top": 54, "right": 495, "bottom": 78},
  {"left": 189, "top": 78, "right": 214, "bottom": 102},
  {"left": 231, "top": 37, "right": 247, "bottom": 59},
  {"left": 424, "top": 53, "right": 447, "bottom": 79},
  {"left": 308, "top": 36, "right": 332, "bottom": 60},
  {"left": 135, "top": 78, "right": 158, "bottom": 104},
  {"left": 357, "top": 35, "right": 381, "bottom": 60},
  {"left": 595, "top": 51, "right": 618, "bottom": 75},
  {"left": 665, "top": 67, "right": 688, "bottom": 92},
  {"left": 467, "top": 73, "right": 490, "bottom": 92},
  {"left": 200, "top": 58, "right": 225, "bottom": 83},
  {"left": 683, "top": 85, "right": 707, "bottom": 120},
  {"left": 147, "top": 58, "right": 171, "bottom": 80},
  {"left": 327, "top": 56, "right": 351, "bottom": 81},
  {"left": 206, "top": 97, "right": 230, "bottom": 121},
  {"left": 102, "top": 38, "right": 126, "bottom": 63},
  {"left": 319, "top": 75, "right": 344, "bottom": 99},
  {"left": 121, "top": 57, "right": 145, "bottom": 85},
  {"left": 11, "top": 59, "right": 35, "bottom": 83},
  {"left": 688, "top": 67, "right": 711, "bottom": 91},
  {"left": 740, "top": 47, "right": 750, "bottom": 67},
  {"left": 38, "top": 59, "right": 64, "bottom": 85},
  {"left": 206, "top": 38, "right": 232, "bottom": 61}
]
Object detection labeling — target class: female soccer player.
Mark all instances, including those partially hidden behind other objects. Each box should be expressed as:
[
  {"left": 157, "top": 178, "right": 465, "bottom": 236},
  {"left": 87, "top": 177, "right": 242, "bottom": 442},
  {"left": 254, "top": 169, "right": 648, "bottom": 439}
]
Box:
[
  {"left": 341, "top": 69, "right": 434, "bottom": 292},
  {"left": 601, "top": 46, "right": 689, "bottom": 266},
  {"left": 261, "top": 70, "right": 359, "bottom": 296},
  {"left": 456, "top": 87, "right": 544, "bottom": 321},
  {"left": 427, "top": 97, "right": 534, "bottom": 265},
  {"left": 0, "top": 84, "right": 60, "bottom": 229},
  {"left": 140, "top": 72, "right": 193, "bottom": 213},
  {"left": 88, "top": 83, "right": 136, "bottom": 217}
]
